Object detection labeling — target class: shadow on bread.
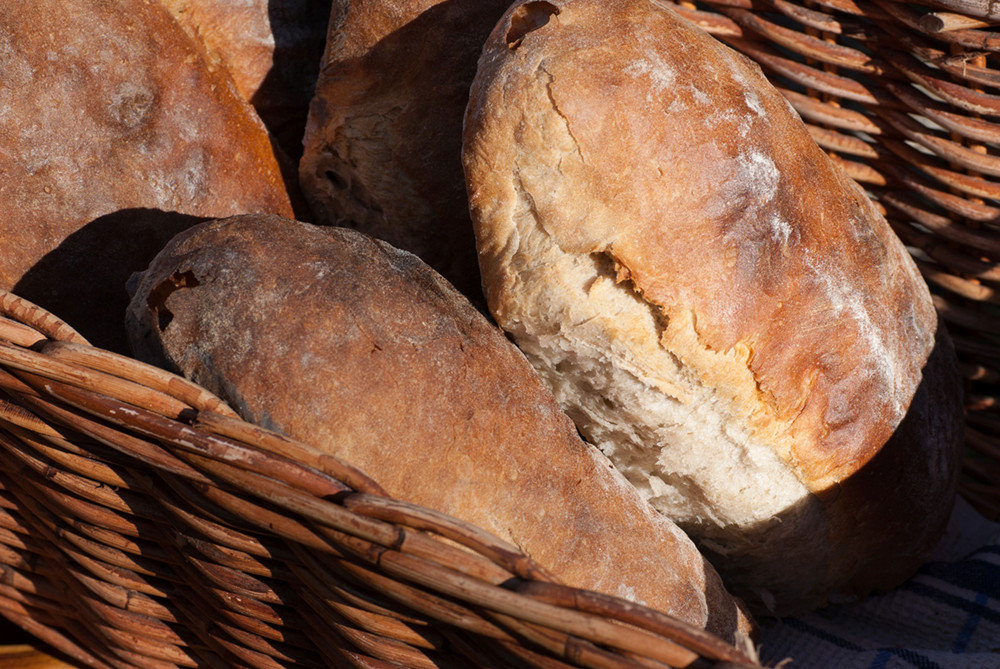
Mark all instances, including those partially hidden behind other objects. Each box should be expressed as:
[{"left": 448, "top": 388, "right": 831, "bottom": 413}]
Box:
[
  {"left": 694, "top": 319, "right": 963, "bottom": 617},
  {"left": 253, "top": 0, "right": 332, "bottom": 163},
  {"left": 298, "top": 0, "right": 511, "bottom": 306},
  {"left": 13, "top": 208, "right": 210, "bottom": 355}
]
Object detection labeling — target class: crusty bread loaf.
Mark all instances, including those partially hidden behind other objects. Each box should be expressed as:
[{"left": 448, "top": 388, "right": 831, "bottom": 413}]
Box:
[
  {"left": 0, "top": 0, "right": 295, "bottom": 353},
  {"left": 298, "top": 0, "right": 511, "bottom": 300},
  {"left": 158, "top": 0, "right": 330, "bottom": 161},
  {"left": 125, "top": 213, "right": 757, "bottom": 647},
  {"left": 463, "top": 0, "right": 964, "bottom": 615}
]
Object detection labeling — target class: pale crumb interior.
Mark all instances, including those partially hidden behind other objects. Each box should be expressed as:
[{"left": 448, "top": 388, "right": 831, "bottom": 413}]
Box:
[{"left": 497, "top": 189, "right": 823, "bottom": 564}]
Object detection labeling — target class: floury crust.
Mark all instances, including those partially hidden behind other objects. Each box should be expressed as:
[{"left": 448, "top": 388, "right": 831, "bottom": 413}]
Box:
[{"left": 463, "top": 0, "right": 964, "bottom": 615}]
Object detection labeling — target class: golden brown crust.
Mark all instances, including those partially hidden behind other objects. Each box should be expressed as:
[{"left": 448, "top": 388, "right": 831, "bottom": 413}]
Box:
[
  {"left": 298, "top": 0, "right": 511, "bottom": 300},
  {"left": 158, "top": 0, "right": 330, "bottom": 161},
  {"left": 463, "top": 0, "right": 963, "bottom": 614},
  {"left": 0, "top": 0, "right": 295, "bottom": 352},
  {"left": 466, "top": 0, "right": 936, "bottom": 488},
  {"left": 125, "top": 214, "right": 756, "bottom": 645}
]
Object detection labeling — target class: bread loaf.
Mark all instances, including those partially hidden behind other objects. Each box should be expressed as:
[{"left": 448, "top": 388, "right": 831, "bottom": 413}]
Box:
[
  {"left": 462, "top": 0, "right": 965, "bottom": 615},
  {"left": 298, "top": 0, "right": 511, "bottom": 299},
  {"left": 0, "top": 0, "right": 295, "bottom": 353},
  {"left": 158, "top": 0, "right": 330, "bottom": 161},
  {"left": 125, "top": 214, "right": 757, "bottom": 647}
]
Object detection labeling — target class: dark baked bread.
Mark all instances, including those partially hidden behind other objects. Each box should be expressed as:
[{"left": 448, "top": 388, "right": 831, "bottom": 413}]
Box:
[
  {"left": 125, "top": 214, "right": 757, "bottom": 648},
  {"left": 463, "top": 0, "right": 965, "bottom": 615},
  {"left": 298, "top": 0, "right": 511, "bottom": 300},
  {"left": 158, "top": 0, "right": 331, "bottom": 162},
  {"left": 0, "top": 0, "right": 295, "bottom": 352}
]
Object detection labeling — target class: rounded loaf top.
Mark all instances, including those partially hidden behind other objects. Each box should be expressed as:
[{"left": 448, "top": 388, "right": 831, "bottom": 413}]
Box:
[{"left": 463, "top": 0, "right": 963, "bottom": 614}]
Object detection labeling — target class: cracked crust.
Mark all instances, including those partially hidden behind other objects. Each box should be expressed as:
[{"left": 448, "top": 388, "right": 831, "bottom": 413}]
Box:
[
  {"left": 125, "top": 214, "right": 757, "bottom": 647},
  {"left": 463, "top": 0, "right": 964, "bottom": 615}
]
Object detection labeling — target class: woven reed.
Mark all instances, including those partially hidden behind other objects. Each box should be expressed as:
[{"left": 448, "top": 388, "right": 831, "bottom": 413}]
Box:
[
  {"left": 0, "top": 289, "right": 759, "bottom": 668},
  {"left": 664, "top": 0, "right": 1000, "bottom": 520}
]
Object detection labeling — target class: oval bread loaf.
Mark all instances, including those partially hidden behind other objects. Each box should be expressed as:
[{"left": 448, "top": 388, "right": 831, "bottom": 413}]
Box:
[
  {"left": 462, "top": 0, "right": 965, "bottom": 615},
  {"left": 125, "top": 213, "right": 756, "bottom": 647},
  {"left": 0, "top": 0, "right": 295, "bottom": 353}
]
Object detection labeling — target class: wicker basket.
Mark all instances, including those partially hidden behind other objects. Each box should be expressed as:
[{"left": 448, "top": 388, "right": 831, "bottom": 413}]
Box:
[
  {"left": 4, "top": 2, "right": 998, "bottom": 664},
  {"left": 664, "top": 0, "right": 1000, "bottom": 520},
  {"left": 0, "top": 289, "right": 759, "bottom": 668}
]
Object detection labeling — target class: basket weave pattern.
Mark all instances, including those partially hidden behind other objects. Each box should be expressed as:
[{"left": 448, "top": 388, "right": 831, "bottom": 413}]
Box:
[
  {"left": 666, "top": 0, "right": 1000, "bottom": 519},
  {"left": 0, "top": 290, "right": 757, "bottom": 668}
]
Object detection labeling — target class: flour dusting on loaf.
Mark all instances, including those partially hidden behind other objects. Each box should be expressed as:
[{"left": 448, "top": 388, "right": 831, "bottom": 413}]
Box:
[{"left": 463, "top": 0, "right": 964, "bottom": 615}]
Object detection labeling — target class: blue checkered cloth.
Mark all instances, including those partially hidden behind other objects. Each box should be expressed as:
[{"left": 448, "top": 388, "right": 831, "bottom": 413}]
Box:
[{"left": 757, "top": 498, "right": 1000, "bottom": 668}]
